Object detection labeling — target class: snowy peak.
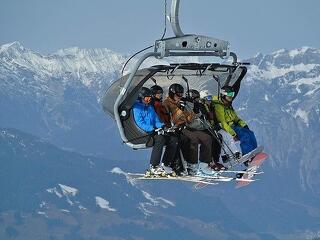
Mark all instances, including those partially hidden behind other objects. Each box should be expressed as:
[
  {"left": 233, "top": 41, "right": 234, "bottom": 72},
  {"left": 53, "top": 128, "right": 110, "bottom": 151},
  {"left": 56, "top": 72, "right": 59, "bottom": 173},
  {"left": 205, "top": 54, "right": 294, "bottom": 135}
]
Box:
[
  {"left": 243, "top": 47, "right": 320, "bottom": 127},
  {"left": 0, "top": 41, "right": 126, "bottom": 77},
  {"left": 247, "top": 46, "right": 320, "bottom": 73},
  {"left": 246, "top": 46, "right": 320, "bottom": 83},
  {"left": 53, "top": 46, "right": 126, "bottom": 73},
  {"left": 0, "top": 41, "right": 25, "bottom": 54},
  {"left": 0, "top": 42, "right": 127, "bottom": 98}
]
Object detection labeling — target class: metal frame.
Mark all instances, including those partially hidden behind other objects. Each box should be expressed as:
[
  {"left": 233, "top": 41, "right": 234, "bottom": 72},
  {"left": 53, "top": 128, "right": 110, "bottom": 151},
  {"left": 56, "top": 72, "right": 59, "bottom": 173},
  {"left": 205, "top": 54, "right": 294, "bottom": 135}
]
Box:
[
  {"left": 171, "top": 0, "right": 184, "bottom": 37},
  {"left": 112, "top": 0, "right": 242, "bottom": 149}
]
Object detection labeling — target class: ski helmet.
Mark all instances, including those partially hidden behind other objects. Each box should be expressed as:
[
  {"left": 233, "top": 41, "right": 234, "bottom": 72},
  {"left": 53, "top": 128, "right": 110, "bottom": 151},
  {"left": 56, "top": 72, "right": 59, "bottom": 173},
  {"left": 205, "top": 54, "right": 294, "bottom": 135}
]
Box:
[
  {"left": 203, "top": 95, "right": 213, "bottom": 101},
  {"left": 169, "top": 83, "right": 184, "bottom": 99},
  {"left": 150, "top": 85, "right": 163, "bottom": 95},
  {"left": 138, "top": 87, "right": 152, "bottom": 99},
  {"left": 188, "top": 89, "right": 200, "bottom": 100},
  {"left": 220, "top": 86, "right": 235, "bottom": 98}
]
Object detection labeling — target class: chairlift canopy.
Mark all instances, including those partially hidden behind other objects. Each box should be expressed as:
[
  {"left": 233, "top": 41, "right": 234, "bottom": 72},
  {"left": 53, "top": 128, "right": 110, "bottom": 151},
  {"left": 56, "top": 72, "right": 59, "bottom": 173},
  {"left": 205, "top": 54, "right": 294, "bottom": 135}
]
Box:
[{"left": 102, "top": 63, "right": 247, "bottom": 148}]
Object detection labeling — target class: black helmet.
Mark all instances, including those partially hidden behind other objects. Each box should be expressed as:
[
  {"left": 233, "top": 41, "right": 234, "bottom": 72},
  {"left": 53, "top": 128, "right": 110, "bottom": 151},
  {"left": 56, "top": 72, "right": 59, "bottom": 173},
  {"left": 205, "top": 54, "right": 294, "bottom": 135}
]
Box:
[
  {"left": 188, "top": 89, "right": 200, "bottom": 99},
  {"left": 150, "top": 85, "right": 163, "bottom": 95},
  {"left": 220, "top": 85, "right": 235, "bottom": 98},
  {"left": 169, "top": 83, "right": 184, "bottom": 99},
  {"left": 138, "top": 87, "right": 152, "bottom": 99}
]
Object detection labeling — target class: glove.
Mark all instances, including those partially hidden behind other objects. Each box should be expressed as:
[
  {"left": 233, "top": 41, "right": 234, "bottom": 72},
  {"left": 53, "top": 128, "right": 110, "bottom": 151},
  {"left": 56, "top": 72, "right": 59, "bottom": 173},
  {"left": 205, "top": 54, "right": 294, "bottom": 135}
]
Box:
[
  {"left": 177, "top": 124, "right": 186, "bottom": 132},
  {"left": 154, "top": 128, "right": 165, "bottom": 135},
  {"left": 177, "top": 101, "right": 186, "bottom": 110},
  {"left": 243, "top": 125, "right": 249, "bottom": 130},
  {"left": 165, "top": 126, "right": 176, "bottom": 133},
  {"left": 233, "top": 135, "right": 239, "bottom": 142}
]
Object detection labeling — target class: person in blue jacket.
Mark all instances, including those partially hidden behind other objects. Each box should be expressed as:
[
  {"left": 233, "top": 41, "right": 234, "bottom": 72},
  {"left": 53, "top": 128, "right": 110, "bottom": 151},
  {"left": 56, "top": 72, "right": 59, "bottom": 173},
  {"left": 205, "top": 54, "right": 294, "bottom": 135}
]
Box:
[{"left": 133, "top": 87, "right": 178, "bottom": 175}]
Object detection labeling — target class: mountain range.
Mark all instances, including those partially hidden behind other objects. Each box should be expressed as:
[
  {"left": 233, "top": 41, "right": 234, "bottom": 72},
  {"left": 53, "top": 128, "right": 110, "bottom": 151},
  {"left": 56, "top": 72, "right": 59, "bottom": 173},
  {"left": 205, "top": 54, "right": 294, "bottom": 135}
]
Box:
[{"left": 0, "top": 42, "right": 320, "bottom": 239}]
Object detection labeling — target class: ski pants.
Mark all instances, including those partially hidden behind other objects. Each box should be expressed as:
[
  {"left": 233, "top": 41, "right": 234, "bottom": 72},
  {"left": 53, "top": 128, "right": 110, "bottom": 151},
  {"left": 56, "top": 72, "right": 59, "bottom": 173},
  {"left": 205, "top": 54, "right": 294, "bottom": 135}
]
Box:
[
  {"left": 203, "top": 129, "right": 222, "bottom": 163},
  {"left": 232, "top": 125, "right": 257, "bottom": 155},
  {"left": 218, "top": 129, "right": 239, "bottom": 157},
  {"left": 150, "top": 134, "right": 179, "bottom": 167},
  {"left": 169, "top": 133, "right": 190, "bottom": 172},
  {"left": 181, "top": 129, "right": 212, "bottom": 164}
]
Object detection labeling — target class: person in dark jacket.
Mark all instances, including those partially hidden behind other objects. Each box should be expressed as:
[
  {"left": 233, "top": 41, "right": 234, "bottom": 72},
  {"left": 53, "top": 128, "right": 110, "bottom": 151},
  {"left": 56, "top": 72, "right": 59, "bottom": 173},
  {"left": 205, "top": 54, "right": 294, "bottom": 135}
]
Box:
[
  {"left": 133, "top": 87, "right": 178, "bottom": 175},
  {"left": 150, "top": 85, "right": 186, "bottom": 175},
  {"left": 163, "top": 84, "right": 216, "bottom": 176},
  {"left": 187, "top": 89, "right": 226, "bottom": 171}
]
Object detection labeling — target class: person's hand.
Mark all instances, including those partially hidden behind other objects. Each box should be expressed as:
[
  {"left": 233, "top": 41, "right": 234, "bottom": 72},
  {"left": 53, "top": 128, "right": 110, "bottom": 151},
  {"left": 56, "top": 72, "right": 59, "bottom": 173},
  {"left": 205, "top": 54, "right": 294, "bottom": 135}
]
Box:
[
  {"left": 155, "top": 128, "right": 165, "bottom": 135},
  {"left": 177, "top": 101, "right": 186, "bottom": 110},
  {"left": 243, "top": 125, "right": 249, "bottom": 130},
  {"left": 233, "top": 135, "right": 239, "bottom": 142},
  {"left": 177, "top": 124, "right": 186, "bottom": 132},
  {"left": 165, "top": 126, "right": 176, "bottom": 133}
]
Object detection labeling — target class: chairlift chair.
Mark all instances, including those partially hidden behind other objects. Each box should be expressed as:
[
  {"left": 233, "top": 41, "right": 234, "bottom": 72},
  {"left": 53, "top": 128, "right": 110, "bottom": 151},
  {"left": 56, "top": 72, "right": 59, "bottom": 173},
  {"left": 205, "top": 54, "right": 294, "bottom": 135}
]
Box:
[{"left": 102, "top": 0, "right": 249, "bottom": 149}]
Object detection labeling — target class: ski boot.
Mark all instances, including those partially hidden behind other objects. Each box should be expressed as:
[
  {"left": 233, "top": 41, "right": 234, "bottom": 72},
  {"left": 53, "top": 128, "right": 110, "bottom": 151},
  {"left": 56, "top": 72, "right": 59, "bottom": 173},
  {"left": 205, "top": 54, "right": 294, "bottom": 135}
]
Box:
[
  {"left": 186, "top": 163, "right": 198, "bottom": 176},
  {"left": 236, "top": 172, "right": 244, "bottom": 179},
  {"left": 146, "top": 165, "right": 167, "bottom": 177},
  {"left": 198, "top": 162, "right": 219, "bottom": 176},
  {"left": 243, "top": 155, "right": 256, "bottom": 167},
  {"left": 161, "top": 163, "right": 177, "bottom": 177},
  {"left": 221, "top": 155, "right": 231, "bottom": 164}
]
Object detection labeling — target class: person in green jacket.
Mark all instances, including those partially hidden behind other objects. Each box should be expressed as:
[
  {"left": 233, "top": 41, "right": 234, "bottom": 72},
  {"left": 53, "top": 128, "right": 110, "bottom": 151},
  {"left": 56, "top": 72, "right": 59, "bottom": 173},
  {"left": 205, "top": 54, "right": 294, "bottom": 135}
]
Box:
[{"left": 213, "top": 86, "right": 257, "bottom": 157}]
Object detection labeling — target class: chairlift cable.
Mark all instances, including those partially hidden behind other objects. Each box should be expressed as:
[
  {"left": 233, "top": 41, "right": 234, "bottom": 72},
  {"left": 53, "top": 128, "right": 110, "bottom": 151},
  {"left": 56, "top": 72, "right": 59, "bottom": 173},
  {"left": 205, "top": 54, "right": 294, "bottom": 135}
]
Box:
[
  {"left": 121, "top": 45, "right": 154, "bottom": 76},
  {"left": 121, "top": 0, "right": 168, "bottom": 76},
  {"left": 160, "top": 0, "right": 168, "bottom": 40}
]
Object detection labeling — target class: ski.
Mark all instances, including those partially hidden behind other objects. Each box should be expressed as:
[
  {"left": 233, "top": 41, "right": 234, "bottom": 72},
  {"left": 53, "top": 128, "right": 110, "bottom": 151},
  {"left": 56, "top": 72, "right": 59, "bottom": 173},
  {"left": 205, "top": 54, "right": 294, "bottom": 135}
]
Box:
[
  {"left": 236, "top": 152, "right": 268, "bottom": 188},
  {"left": 129, "top": 174, "right": 219, "bottom": 185},
  {"left": 228, "top": 145, "right": 264, "bottom": 169}
]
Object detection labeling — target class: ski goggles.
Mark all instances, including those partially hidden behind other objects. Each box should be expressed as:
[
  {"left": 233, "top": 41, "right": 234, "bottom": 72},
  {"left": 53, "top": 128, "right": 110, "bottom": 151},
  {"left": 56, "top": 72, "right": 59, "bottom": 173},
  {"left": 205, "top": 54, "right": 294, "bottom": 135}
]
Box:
[
  {"left": 221, "top": 90, "right": 235, "bottom": 97},
  {"left": 154, "top": 90, "right": 163, "bottom": 95}
]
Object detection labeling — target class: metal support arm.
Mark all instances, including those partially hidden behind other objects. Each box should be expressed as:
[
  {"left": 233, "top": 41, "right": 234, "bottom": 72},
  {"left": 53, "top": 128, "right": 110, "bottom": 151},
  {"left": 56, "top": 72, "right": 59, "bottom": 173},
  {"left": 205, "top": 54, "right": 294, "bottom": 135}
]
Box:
[{"left": 113, "top": 52, "right": 161, "bottom": 149}]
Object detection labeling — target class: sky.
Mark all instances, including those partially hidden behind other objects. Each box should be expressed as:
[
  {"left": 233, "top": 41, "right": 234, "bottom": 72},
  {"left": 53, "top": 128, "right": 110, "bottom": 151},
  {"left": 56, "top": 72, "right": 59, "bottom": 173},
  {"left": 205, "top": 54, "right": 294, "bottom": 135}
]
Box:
[{"left": 0, "top": 0, "right": 319, "bottom": 59}]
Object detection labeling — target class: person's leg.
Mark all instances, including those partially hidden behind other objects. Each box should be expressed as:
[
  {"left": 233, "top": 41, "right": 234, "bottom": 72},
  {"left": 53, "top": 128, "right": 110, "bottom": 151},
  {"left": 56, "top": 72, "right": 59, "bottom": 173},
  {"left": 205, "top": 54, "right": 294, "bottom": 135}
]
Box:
[
  {"left": 207, "top": 130, "right": 221, "bottom": 163},
  {"left": 218, "top": 129, "right": 239, "bottom": 155},
  {"left": 176, "top": 134, "right": 189, "bottom": 174},
  {"left": 149, "top": 135, "right": 165, "bottom": 166},
  {"left": 195, "top": 131, "right": 212, "bottom": 164},
  {"left": 232, "top": 126, "right": 255, "bottom": 155},
  {"left": 162, "top": 134, "right": 179, "bottom": 166},
  {"left": 248, "top": 129, "right": 258, "bottom": 150},
  {"left": 180, "top": 129, "right": 199, "bottom": 175},
  {"left": 181, "top": 129, "right": 198, "bottom": 164}
]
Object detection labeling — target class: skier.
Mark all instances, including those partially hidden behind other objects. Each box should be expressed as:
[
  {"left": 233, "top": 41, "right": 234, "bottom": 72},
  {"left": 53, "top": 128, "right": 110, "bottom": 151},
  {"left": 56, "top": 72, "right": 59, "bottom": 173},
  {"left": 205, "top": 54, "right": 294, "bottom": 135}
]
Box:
[
  {"left": 162, "top": 84, "right": 216, "bottom": 175},
  {"left": 212, "top": 86, "right": 257, "bottom": 163},
  {"left": 201, "top": 94, "right": 240, "bottom": 165},
  {"left": 150, "top": 85, "right": 184, "bottom": 174},
  {"left": 187, "top": 90, "right": 226, "bottom": 171},
  {"left": 133, "top": 87, "right": 178, "bottom": 175},
  {"left": 150, "top": 85, "right": 171, "bottom": 128}
]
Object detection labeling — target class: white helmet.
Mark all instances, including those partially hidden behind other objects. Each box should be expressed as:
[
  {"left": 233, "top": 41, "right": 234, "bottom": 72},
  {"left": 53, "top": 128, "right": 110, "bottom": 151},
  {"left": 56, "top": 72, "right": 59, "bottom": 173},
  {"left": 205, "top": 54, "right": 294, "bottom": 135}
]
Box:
[{"left": 200, "top": 90, "right": 211, "bottom": 99}]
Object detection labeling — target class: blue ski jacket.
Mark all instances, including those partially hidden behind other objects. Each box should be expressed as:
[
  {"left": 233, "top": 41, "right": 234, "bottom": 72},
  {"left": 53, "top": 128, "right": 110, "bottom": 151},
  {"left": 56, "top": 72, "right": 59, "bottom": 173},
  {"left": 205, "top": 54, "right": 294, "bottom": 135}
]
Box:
[{"left": 133, "top": 101, "right": 163, "bottom": 133}]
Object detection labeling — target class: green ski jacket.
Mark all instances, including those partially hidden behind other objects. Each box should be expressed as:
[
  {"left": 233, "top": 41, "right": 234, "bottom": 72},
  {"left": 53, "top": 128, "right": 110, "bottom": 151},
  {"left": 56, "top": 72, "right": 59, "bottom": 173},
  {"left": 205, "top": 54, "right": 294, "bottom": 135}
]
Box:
[{"left": 212, "top": 96, "right": 247, "bottom": 137}]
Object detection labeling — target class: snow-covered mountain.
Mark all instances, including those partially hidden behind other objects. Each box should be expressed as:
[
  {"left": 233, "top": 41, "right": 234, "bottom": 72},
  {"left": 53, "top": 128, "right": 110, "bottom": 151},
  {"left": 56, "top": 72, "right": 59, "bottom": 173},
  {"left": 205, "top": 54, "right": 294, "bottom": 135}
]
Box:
[
  {"left": 0, "top": 128, "right": 268, "bottom": 240},
  {"left": 235, "top": 47, "right": 320, "bottom": 194},
  {"left": 1, "top": 128, "right": 319, "bottom": 240},
  {"left": 0, "top": 41, "right": 319, "bottom": 195},
  {"left": 0, "top": 42, "right": 128, "bottom": 157},
  {"left": 0, "top": 41, "right": 124, "bottom": 97}
]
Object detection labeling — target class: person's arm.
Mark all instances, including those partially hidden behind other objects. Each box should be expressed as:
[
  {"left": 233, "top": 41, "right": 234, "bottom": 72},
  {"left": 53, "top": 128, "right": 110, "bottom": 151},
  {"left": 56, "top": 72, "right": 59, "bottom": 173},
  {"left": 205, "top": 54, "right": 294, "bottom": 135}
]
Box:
[
  {"left": 151, "top": 107, "right": 164, "bottom": 129},
  {"left": 214, "top": 104, "right": 237, "bottom": 137},
  {"left": 232, "top": 108, "right": 247, "bottom": 127},
  {"left": 133, "top": 105, "right": 154, "bottom": 132}
]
